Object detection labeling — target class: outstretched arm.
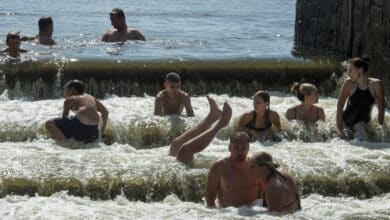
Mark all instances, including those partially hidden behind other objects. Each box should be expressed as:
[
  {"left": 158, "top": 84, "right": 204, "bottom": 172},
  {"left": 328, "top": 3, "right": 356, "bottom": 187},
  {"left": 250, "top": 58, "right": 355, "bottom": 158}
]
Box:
[{"left": 96, "top": 100, "right": 109, "bottom": 133}]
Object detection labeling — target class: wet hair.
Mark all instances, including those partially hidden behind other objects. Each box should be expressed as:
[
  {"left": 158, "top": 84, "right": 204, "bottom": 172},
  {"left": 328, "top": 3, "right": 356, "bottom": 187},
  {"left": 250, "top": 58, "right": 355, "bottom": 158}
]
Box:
[
  {"left": 38, "top": 17, "right": 53, "bottom": 32},
  {"left": 291, "top": 82, "right": 317, "bottom": 102},
  {"left": 253, "top": 90, "right": 270, "bottom": 112},
  {"left": 165, "top": 72, "right": 181, "bottom": 83},
  {"left": 253, "top": 151, "right": 279, "bottom": 170},
  {"left": 348, "top": 55, "right": 370, "bottom": 73},
  {"left": 65, "top": 80, "right": 84, "bottom": 94},
  {"left": 230, "top": 132, "right": 250, "bottom": 144},
  {"left": 6, "top": 31, "right": 21, "bottom": 42},
  {"left": 110, "top": 8, "right": 125, "bottom": 18}
]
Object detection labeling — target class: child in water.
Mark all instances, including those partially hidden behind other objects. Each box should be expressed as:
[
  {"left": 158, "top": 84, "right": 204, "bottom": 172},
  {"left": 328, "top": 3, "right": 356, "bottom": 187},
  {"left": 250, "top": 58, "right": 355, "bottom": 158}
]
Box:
[
  {"left": 45, "top": 80, "right": 109, "bottom": 143},
  {"left": 1, "top": 31, "right": 28, "bottom": 58},
  {"left": 154, "top": 72, "right": 194, "bottom": 117}
]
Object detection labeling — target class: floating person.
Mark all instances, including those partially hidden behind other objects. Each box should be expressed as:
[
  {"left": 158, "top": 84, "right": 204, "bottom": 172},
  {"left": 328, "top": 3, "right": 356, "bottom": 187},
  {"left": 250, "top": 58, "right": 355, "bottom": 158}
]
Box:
[
  {"left": 250, "top": 151, "right": 301, "bottom": 213},
  {"left": 238, "top": 90, "right": 282, "bottom": 142},
  {"left": 205, "top": 132, "right": 262, "bottom": 207},
  {"left": 285, "top": 82, "right": 325, "bottom": 122},
  {"left": 154, "top": 72, "right": 194, "bottom": 116},
  {"left": 168, "top": 96, "right": 231, "bottom": 164},
  {"left": 336, "top": 55, "right": 385, "bottom": 139},
  {"left": 102, "top": 8, "right": 146, "bottom": 42},
  {"left": 45, "top": 80, "right": 109, "bottom": 143},
  {"left": 1, "top": 31, "right": 28, "bottom": 58},
  {"left": 21, "top": 16, "right": 56, "bottom": 45}
]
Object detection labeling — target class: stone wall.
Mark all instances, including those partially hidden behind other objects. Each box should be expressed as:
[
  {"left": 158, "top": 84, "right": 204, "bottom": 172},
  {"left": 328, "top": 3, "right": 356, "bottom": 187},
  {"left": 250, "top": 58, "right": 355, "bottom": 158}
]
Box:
[{"left": 295, "top": 0, "right": 390, "bottom": 107}]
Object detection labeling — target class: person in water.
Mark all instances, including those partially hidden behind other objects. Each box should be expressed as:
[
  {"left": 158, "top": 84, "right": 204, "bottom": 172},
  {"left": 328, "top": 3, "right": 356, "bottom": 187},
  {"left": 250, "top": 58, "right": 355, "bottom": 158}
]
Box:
[
  {"left": 169, "top": 96, "right": 231, "bottom": 164},
  {"left": 205, "top": 132, "right": 261, "bottom": 207},
  {"left": 336, "top": 55, "right": 385, "bottom": 139},
  {"left": 102, "top": 8, "right": 146, "bottom": 42},
  {"left": 45, "top": 80, "right": 109, "bottom": 143},
  {"left": 238, "top": 90, "right": 282, "bottom": 142},
  {"left": 285, "top": 82, "right": 325, "bottom": 122},
  {"left": 21, "top": 16, "right": 56, "bottom": 45},
  {"left": 250, "top": 151, "right": 301, "bottom": 213},
  {"left": 154, "top": 72, "right": 194, "bottom": 116},
  {"left": 1, "top": 31, "right": 28, "bottom": 57}
]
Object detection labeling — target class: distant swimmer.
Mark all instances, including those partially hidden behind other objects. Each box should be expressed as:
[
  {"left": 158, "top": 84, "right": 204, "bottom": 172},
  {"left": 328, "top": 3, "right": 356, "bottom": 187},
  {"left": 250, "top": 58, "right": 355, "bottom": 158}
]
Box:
[
  {"left": 205, "top": 132, "right": 261, "bottom": 207},
  {"left": 285, "top": 82, "right": 325, "bottom": 123},
  {"left": 168, "top": 96, "right": 231, "bottom": 164},
  {"left": 154, "top": 72, "right": 194, "bottom": 117},
  {"left": 250, "top": 151, "right": 301, "bottom": 213},
  {"left": 238, "top": 90, "right": 283, "bottom": 142},
  {"left": 45, "top": 80, "right": 109, "bottom": 143},
  {"left": 336, "top": 55, "right": 385, "bottom": 139},
  {"left": 21, "top": 16, "right": 56, "bottom": 46},
  {"left": 0, "top": 31, "right": 28, "bottom": 58},
  {"left": 102, "top": 8, "right": 146, "bottom": 42}
]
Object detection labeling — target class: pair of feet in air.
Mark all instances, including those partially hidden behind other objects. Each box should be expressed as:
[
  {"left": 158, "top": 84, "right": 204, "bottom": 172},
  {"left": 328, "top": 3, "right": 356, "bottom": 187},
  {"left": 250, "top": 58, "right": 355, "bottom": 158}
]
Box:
[{"left": 206, "top": 96, "right": 232, "bottom": 129}]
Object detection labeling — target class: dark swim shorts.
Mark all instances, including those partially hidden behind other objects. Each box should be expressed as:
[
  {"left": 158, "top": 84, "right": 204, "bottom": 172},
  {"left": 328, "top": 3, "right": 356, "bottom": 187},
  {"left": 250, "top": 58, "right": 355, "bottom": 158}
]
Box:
[{"left": 54, "top": 116, "right": 99, "bottom": 143}]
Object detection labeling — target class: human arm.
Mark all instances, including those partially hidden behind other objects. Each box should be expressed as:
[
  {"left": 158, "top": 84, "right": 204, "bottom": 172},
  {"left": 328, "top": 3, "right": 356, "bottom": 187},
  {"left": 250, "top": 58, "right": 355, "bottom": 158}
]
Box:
[
  {"left": 270, "top": 111, "right": 281, "bottom": 129},
  {"left": 62, "top": 97, "right": 75, "bottom": 117},
  {"left": 285, "top": 107, "right": 295, "bottom": 121},
  {"left": 318, "top": 107, "right": 325, "bottom": 121},
  {"left": 373, "top": 81, "right": 385, "bottom": 125},
  {"left": 154, "top": 95, "right": 164, "bottom": 116},
  {"left": 96, "top": 100, "right": 109, "bottom": 133},
  {"left": 336, "top": 80, "right": 351, "bottom": 133},
  {"left": 264, "top": 186, "right": 284, "bottom": 212},
  {"left": 21, "top": 36, "right": 35, "bottom": 41},
  {"left": 184, "top": 95, "right": 194, "bottom": 117},
  {"left": 205, "top": 163, "right": 220, "bottom": 207}
]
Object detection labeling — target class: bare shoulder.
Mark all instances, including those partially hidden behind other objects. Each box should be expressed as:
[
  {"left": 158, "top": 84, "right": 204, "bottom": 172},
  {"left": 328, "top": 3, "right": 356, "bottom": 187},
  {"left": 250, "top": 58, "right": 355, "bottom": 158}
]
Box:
[
  {"left": 369, "top": 77, "right": 383, "bottom": 87},
  {"left": 343, "top": 78, "right": 355, "bottom": 88},
  {"left": 269, "top": 110, "right": 280, "bottom": 119},
  {"left": 211, "top": 158, "right": 229, "bottom": 171},
  {"left": 127, "top": 28, "right": 145, "bottom": 40},
  {"left": 156, "top": 90, "right": 167, "bottom": 99},
  {"left": 179, "top": 90, "right": 190, "bottom": 100},
  {"left": 239, "top": 111, "right": 253, "bottom": 123}
]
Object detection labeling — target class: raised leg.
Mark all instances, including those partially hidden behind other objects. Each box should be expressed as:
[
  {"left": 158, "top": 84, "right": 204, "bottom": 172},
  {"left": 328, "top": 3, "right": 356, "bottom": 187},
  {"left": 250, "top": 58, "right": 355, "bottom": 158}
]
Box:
[
  {"left": 176, "top": 102, "right": 232, "bottom": 164},
  {"left": 168, "top": 96, "right": 221, "bottom": 156}
]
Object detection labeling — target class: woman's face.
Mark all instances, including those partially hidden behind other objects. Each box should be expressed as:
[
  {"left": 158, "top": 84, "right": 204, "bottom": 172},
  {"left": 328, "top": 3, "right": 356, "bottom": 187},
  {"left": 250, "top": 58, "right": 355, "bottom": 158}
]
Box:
[
  {"left": 253, "top": 96, "right": 267, "bottom": 112},
  {"left": 347, "top": 63, "right": 362, "bottom": 82},
  {"left": 305, "top": 88, "right": 319, "bottom": 104}
]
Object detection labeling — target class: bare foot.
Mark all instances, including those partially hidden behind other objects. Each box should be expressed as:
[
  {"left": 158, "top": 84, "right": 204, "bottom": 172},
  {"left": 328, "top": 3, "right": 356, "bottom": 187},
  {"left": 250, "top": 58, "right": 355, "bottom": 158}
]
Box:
[
  {"left": 217, "top": 102, "right": 232, "bottom": 128},
  {"left": 206, "top": 96, "right": 222, "bottom": 121}
]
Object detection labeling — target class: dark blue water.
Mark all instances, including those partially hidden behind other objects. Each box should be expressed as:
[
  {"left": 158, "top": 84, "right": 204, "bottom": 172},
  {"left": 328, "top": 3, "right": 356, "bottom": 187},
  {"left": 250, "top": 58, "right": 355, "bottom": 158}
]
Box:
[{"left": 1, "top": 0, "right": 296, "bottom": 60}]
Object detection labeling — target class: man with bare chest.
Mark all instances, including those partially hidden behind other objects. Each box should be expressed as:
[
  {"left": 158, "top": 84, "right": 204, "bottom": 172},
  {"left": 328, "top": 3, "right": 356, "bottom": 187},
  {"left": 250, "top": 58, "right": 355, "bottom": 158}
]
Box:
[
  {"left": 45, "top": 80, "right": 108, "bottom": 143},
  {"left": 102, "top": 8, "right": 145, "bottom": 42},
  {"left": 205, "top": 132, "right": 260, "bottom": 207},
  {"left": 154, "top": 72, "right": 194, "bottom": 116}
]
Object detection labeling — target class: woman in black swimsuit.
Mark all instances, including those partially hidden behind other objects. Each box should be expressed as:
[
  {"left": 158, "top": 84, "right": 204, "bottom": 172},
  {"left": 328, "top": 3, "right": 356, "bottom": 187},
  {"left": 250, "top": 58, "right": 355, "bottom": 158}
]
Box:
[
  {"left": 336, "top": 55, "right": 385, "bottom": 139},
  {"left": 250, "top": 151, "right": 301, "bottom": 213},
  {"left": 285, "top": 82, "right": 325, "bottom": 123},
  {"left": 238, "top": 90, "right": 282, "bottom": 142}
]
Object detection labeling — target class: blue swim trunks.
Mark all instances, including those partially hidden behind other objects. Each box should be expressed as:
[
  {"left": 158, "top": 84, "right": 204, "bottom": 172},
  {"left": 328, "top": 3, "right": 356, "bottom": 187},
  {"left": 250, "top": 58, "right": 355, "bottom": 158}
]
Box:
[{"left": 54, "top": 116, "right": 99, "bottom": 143}]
